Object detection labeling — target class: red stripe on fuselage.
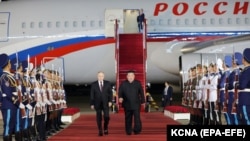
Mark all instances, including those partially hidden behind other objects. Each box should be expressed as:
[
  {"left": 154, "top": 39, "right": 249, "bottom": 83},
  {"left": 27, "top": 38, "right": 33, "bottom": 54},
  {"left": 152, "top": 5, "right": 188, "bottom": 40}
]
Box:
[{"left": 30, "top": 38, "right": 115, "bottom": 66}]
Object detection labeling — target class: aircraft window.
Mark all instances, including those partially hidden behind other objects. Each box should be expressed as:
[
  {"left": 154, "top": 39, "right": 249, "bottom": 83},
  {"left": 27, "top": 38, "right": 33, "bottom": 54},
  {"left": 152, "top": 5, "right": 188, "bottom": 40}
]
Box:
[
  {"left": 90, "top": 20, "right": 95, "bottom": 27},
  {"left": 149, "top": 19, "right": 155, "bottom": 26},
  {"left": 38, "top": 22, "right": 43, "bottom": 28},
  {"left": 176, "top": 19, "right": 180, "bottom": 25},
  {"left": 99, "top": 20, "right": 103, "bottom": 27},
  {"left": 73, "top": 21, "right": 77, "bottom": 27},
  {"left": 64, "top": 21, "right": 69, "bottom": 28},
  {"left": 193, "top": 19, "right": 198, "bottom": 25},
  {"left": 245, "top": 18, "right": 249, "bottom": 24},
  {"left": 159, "top": 19, "right": 164, "bottom": 25},
  {"left": 228, "top": 18, "right": 232, "bottom": 24},
  {"left": 185, "top": 19, "right": 189, "bottom": 25},
  {"left": 56, "top": 21, "right": 60, "bottom": 28},
  {"left": 21, "top": 22, "right": 26, "bottom": 28},
  {"left": 81, "top": 21, "right": 86, "bottom": 27},
  {"left": 30, "top": 22, "right": 34, "bottom": 28},
  {"left": 219, "top": 18, "right": 223, "bottom": 25},
  {"left": 47, "top": 22, "right": 52, "bottom": 28},
  {"left": 236, "top": 18, "right": 240, "bottom": 24},
  {"left": 202, "top": 19, "right": 206, "bottom": 25},
  {"left": 167, "top": 19, "right": 171, "bottom": 25},
  {"left": 210, "top": 18, "right": 215, "bottom": 25}
]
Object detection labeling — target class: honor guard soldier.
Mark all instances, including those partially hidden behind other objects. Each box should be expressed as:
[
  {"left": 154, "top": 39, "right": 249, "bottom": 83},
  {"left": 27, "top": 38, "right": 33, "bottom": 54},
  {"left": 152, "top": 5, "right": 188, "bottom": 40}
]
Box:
[
  {"left": 193, "top": 64, "right": 203, "bottom": 125},
  {"left": 10, "top": 56, "right": 27, "bottom": 141},
  {"left": 0, "top": 53, "right": 19, "bottom": 141},
  {"left": 227, "top": 52, "right": 242, "bottom": 125},
  {"left": 200, "top": 65, "right": 208, "bottom": 125},
  {"left": 25, "top": 62, "right": 38, "bottom": 140},
  {"left": 43, "top": 69, "right": 56, "bottom": 136},
  {"left": 35, "top": 67, "right": 47, "bottom": 140},
  {"left": 207, "top": 63, "right": 219, "bottom": 125},
  {"left": 187, "top": 67, "right": 196, "bottom": 125},
  {"left": 20, "top": 60, "right": 34, "bottom": 140},
  {"left": 215, "top": 58, "right": 223, "bottom": 125},
  {"left": 237, "top": 48, "right": 250, "bottom": 125},
  {"left": 220, "top": 55, "right": 232, "bottom": 125}
]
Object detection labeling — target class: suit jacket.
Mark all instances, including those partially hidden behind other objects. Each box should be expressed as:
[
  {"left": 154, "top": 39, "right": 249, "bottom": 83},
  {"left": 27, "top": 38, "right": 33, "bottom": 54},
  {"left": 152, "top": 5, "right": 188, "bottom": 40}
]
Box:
[
  {"left": 90, "top": 80, "right": 112, "bottom": 109},
  {"left": 118, "top": 80, "right": 145, "bottom": 110},
  {"left": 162, "top": 86, "right": 173, "bottom": 99}
]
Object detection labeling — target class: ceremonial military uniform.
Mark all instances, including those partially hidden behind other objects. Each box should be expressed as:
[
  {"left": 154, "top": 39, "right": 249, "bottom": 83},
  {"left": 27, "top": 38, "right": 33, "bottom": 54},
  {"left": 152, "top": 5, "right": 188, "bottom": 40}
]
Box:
[
  {"left": 227, "top": 52, "right": 242, "bottom": 125},
  {"left": 207, "top": 63, "right": 219, "bottom": 125},
  {"left": 237, "top": 48, "right": 250, "bottom": 125},
  {"left": 219, "top": 55, "right": 232, "bottom": 125},
  {"left": 0, "top": 53, "right": 19, "bottom": 141}
]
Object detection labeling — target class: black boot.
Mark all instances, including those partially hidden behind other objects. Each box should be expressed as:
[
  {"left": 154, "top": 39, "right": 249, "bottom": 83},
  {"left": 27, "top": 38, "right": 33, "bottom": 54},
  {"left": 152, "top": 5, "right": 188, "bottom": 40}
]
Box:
[
  {"left": 29, "top": 126, "right": 38, "bottom": 141},
  {"left": 3, "top": 136, "right": 9, "bottom": 141},
  {"left": 23, "top": 129, "right": 32, "bottom": 141},
  {"left": 15, "top": 132, "right": 23, "bottom": 141}
]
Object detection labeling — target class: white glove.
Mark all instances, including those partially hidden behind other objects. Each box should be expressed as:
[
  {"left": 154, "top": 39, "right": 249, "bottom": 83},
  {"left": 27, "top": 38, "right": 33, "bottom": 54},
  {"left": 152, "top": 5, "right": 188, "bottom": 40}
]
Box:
[
  {"left": 17, "top": 85, "right": 22, "bottom": 91},
  {"left": 26, "top": 104, "right": 33, "bottom": 110},
  {"left": 46, "top": 100, "right": 51, "bottom": 105},
  {"left": 36, "top": 103, "right": 41, "bottom": 108},
  {"left": 26, "top": 87, "right": 30, "bottom": 92},
  {"left": 19, "top": 103, "right": 25, "bottom": 109},
  {"left": 12, "top": 92, "right": 17, "bottom": 96},
  {"left": 51, "top": 100, "right": 57, "bottom": 104},
  {"left": 2, "top": 93, "right": 7, "bottom": 97}
]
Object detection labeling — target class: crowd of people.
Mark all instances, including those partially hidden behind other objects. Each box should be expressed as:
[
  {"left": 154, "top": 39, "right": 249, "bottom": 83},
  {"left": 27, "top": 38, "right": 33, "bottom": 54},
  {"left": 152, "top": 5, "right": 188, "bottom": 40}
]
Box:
[
  {"left": 0, "top": 53, "right": 67, "bottom": 141},
  {"left": 182, "top": 48, "right": 250, "bottom": 125}
]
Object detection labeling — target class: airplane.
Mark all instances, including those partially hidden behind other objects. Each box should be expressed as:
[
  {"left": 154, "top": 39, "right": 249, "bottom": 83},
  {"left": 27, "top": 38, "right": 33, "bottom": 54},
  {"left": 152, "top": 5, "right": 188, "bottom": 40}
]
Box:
[{"left": 0, "top": 0, "right": 250, "bottom": 93}]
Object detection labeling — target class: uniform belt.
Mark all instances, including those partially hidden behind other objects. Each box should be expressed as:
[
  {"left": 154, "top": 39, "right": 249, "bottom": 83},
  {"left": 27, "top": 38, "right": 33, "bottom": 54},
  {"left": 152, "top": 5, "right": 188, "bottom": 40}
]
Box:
[
  {"left": 220, "top": 88, "right": 225, "bottom": 91},
  {"left": 238, "top": 89, "right": 250, "bottom": 92},
  {"left": 228, "top": 90, "right": 234, "bottom": 92}
]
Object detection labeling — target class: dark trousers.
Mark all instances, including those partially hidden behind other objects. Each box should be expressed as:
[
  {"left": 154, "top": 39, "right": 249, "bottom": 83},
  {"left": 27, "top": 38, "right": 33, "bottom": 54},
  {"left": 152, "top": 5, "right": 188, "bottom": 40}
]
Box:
[
  {"left": 2, "top": 109, "right": 17, "bottom": 137},
  {"left": 124, "top": 109, "right": 142, "bottom": 134},
  {"left": 237, "top": 104, "right": 250, "bottom": 125},
  {"left": 95, "top": 104, "right": 110, "bottom": 131},
  {"left": 138, "top": 22, "right": 143, "bottom": 32},
  {"left": 36, "top": 114, "right": 46, "bottom": 140}
]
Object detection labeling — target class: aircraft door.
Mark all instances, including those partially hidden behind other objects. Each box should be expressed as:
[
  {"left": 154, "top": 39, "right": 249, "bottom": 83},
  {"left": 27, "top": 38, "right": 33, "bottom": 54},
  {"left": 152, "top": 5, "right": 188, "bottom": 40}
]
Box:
[
  {"left": 0, "top": 12, "right": 10, "bottom": 42},
  {"left": 104, "top": 9, "right": 124, "bottom": 37},
  {"left": 123, "top": 9, "right": 139, "bottom": 33}
]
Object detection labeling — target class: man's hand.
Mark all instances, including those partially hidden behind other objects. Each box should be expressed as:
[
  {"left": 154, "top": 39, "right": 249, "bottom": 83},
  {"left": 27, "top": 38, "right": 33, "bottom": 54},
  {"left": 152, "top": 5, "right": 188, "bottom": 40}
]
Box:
[
  {"left": 108, "top": 102, "right": 112, "bottom": 107},
  {"left": 90, "top": 105, "right": 94, "bottom": 110},
  {"left": 119, "top": 98, "right": 123, "bottom": 103}
]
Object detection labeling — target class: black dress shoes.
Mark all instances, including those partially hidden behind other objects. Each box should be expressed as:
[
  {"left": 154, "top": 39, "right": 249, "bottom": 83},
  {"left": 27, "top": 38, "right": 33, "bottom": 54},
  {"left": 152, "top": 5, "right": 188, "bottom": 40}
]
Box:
[
  {"left": 126, "top": 132, "right": 132, "bottom": 135},
  {"left": 134, "top": 131, "right": 141, "bottom": 135},
  {"left": 98, "top": 131, "right": 103, "bottom": 136},
  {"left": 104, "top": 130, "right": 108, "bottom": 135}
]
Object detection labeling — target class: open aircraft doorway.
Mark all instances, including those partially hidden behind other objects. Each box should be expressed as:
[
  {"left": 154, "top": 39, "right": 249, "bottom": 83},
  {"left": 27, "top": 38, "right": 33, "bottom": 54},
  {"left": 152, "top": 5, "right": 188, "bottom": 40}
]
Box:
[{"left": 104, "top": 9, "right": 140, "bottom": 37}]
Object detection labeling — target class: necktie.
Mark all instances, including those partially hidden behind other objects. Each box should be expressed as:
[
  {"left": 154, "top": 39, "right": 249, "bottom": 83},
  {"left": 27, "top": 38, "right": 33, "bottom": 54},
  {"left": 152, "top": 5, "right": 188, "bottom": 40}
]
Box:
[{"left": 100, "top": 81, "right": 103, "bottom": 92}]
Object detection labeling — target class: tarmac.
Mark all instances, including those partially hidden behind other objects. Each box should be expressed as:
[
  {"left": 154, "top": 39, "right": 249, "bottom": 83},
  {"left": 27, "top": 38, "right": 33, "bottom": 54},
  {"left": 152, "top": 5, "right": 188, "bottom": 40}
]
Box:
[{"left": 1, "top": 93, "right": 229, "bottom": 140}]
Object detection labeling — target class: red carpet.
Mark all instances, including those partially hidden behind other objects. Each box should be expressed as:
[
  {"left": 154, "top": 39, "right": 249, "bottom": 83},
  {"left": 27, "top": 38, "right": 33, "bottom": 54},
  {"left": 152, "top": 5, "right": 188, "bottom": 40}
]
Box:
[{"left": 48, "top": 112, "right": 180, "bottom": 141}]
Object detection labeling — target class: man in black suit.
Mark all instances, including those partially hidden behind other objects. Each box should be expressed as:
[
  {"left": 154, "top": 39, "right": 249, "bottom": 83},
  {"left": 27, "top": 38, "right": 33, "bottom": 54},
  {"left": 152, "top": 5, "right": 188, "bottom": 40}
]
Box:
[
  {"left": 118, "top": 70, "right": 145, "bottom": 135},
  {"left": 137, "top": 9, "right": 145, "bottom": 32},
  {"left": 90, "top": 71, "right": 112, "bottom": 136},
  {"left": 161, "top": 81, "right": 173, "bottom": 111}
]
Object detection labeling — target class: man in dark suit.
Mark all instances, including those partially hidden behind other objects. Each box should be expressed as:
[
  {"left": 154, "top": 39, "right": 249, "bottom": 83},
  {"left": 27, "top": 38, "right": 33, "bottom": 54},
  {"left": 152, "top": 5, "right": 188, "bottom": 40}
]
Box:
[
  {"left": 118, "top": 70, "right": 145, "bottom": 135},
  {"left": 137, "top": 9, "right": 145, "bottom": 32},
  {"left": 161, "top": 81, "right": 173, "bottom": 111},
  {"left": 90, "top": 71, "right": 112, "bottom": 136}
]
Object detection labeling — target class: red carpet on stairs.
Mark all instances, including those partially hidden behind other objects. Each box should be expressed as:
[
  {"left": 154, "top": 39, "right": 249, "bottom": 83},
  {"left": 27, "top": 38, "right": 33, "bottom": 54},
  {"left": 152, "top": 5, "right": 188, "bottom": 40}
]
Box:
[{"left": 48, "top": 112, "right": 180, "bottom": 141}]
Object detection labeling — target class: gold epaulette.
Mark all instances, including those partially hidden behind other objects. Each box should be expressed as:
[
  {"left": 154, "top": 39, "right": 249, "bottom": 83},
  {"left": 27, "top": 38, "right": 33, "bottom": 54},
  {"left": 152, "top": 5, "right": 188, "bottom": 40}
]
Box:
[{"left": 1, "top": 73, "right": 17, "bottom": 87}]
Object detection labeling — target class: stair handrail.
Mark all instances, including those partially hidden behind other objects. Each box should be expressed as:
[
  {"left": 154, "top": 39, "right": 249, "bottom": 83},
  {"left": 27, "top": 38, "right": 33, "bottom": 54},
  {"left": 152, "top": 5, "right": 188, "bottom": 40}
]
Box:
[
  {"left": 114, "top": 19, "right": 120, "bottom": 112},
  {"left": 143, "top": 19, "right": 147, "bottom": 102}
]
